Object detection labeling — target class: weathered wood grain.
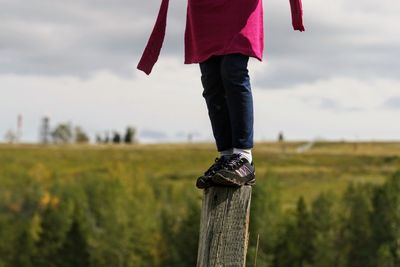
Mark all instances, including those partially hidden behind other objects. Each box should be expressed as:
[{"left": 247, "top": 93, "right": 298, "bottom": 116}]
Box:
[{"left": 196, "top": 186, "right": 252, "bottom": 267}]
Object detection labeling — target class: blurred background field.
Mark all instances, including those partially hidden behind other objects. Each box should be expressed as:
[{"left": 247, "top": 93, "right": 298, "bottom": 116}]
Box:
[{"left": 1, "top": 141, "right": 399, "bottom": 267}]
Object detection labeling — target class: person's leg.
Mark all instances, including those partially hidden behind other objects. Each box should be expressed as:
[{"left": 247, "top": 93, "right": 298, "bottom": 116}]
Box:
[
  {"left": 220, "top": 53, "right": 254, "bottom": 162},
  {"left": 199, "top": 56, "right": 233, "bottom": 152},
  {"left": 208, "top": 53, "right": 255, "bottom": 186},
  {"left": 196, "top": 56, "right": 233, "bottom": 189}
]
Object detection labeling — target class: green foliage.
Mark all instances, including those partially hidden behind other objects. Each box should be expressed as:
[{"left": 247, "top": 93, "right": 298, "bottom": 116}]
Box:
[
  {"left": 340, "top": 183, "right": 374, "bottom": 267},
  {"left": 74, "top": 127, "right": 90, "bottom": 144},
  {"left": 51, "top": 123, "right": 73, "bottom": 144},
  {"left": 310, "top": 193, "right": 336, "bottom": 267},
  {"left": 0, "top": 143, "right": 399, "bottom": 267},
  {"left": 123, "top": 127, "right": 137, "bottom": 144},
  {"left": 112, "top": 132, "right": 121, "bottom": 144},
  {"left": 247, "top": 177, "right": 282, "bottom": 267},
  {"left": 370, "top": 171, "right": 400, "bottom": 266},
  {"left": 159, "top": 195, "right": 200, "bottom": 267},
  {"left": 56, "top": 221, "right": 90, "bottom": 267},
  {"left": 273, "top": 197, "right": 314, "bottom": 267}
]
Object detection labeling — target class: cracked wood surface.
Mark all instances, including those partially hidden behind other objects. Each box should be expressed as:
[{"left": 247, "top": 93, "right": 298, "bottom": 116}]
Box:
[{"left": 196, "top": 186, "right": 252, "bottom": 267}]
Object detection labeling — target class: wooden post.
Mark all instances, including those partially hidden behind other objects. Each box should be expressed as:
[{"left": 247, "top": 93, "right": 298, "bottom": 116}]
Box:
[{"left": 196, "top": 186, "right": 252, "bottom": 267}]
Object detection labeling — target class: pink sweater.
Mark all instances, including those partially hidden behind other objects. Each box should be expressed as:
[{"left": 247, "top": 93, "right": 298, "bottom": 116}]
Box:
[{"left": 137, "top": 0, "right": 304, "bottom": 75}]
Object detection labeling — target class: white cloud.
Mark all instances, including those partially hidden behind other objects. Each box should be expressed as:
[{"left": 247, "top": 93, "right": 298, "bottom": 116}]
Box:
[
  {"left": 0, "top": 0, "right": 399, "bottom": 143},
  {"left": 253, "top": 77, "right": 400, "bottom": 140},
  {"left": 0, "top": 58, "right": 213, "bottom": 143},
  {"left": 1, "top": 0, "right": 399, "bottom": 86},
  {"left": 1, "top": 62, "right": 399, "bottom": 143}
]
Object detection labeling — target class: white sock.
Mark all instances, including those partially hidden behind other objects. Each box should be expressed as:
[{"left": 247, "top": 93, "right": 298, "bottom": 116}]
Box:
[
  {"left": 233, "top": 148, "right": 252, "bottom": 163},
  {"left": 219, "top": 148, "right": 233, "bottom": 157}
]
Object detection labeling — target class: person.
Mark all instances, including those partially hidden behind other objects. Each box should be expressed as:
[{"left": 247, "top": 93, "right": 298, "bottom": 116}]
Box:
[{"left": 137, "top": 0, "right": 305, "bottom": 189}]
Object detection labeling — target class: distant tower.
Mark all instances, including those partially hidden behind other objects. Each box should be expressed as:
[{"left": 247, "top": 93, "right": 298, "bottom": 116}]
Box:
[
  {"left": 40, "top": 116, "right": 51, "bottom": 144},
  {"left": 278, "top": 131, "right": 285, "bottom": 142},
  {"left": 278, "top": 131, "right": 286, "bottom": 153},
  {"left": 17, "top": 114, "right": 23, "bottom": 143}
]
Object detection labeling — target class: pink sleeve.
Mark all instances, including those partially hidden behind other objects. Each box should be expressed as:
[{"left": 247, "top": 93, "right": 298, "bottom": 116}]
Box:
[
  {"left": 137, "top": 0, "right": 170, "bottom": 75},
  {"left": 289, "top": 0, "right": 305, "bottom": 32}
]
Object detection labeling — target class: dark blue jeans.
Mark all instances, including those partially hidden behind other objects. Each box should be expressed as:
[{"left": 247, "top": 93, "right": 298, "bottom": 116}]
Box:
[{"left": 199, "top": 53, "right": 254, "bottom": 151}]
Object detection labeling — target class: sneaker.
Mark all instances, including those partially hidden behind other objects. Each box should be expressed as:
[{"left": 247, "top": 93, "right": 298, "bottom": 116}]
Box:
[
  {"left": 211, "top": 153, "right": 256, "bottom": 186},
  {"left": 196, "top": 156, "right": 229, "bottom": 189}
]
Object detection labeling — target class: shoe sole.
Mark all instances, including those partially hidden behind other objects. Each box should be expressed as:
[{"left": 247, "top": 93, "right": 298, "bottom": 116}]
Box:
[
  {"left": 196, "top": 176, "right": 213, "bottom": 189},
  {"left": 196, "top": 182, "right": 210, "bottom": 189},
  {"left": 212, "top": 172, "right": 256, "bottom": 187}
]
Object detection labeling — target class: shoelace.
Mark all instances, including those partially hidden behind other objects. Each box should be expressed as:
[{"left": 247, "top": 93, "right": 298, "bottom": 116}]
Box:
[
  {"left": 222, "top": 154, "right": 244, "bottom": 171},
  {"left": 204, "top": 157, "right": 226, "bottom": 176}
]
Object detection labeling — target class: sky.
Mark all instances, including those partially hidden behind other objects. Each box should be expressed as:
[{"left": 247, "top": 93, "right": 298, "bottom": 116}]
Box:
[{"left": 1, "top": 0, "right": 399, "bottom": 144}]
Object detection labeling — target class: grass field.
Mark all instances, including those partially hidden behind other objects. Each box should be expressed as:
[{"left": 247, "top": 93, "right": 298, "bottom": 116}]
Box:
[
  {"left": 1, "top": 141, "right": 399, "bottom": 267},
  {"left": 1, "top": 141, "right": 399, "bottom": 209}
]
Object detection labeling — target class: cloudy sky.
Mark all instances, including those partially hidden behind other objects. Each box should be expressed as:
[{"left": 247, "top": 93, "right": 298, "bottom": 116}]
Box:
[{"left": 1, "top": 0, "right": 399, "bottom": 144}]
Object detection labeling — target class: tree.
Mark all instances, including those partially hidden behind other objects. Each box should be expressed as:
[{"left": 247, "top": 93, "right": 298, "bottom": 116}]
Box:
[
  {"left": 104, "top": 131, "right": 110, "bottom": 144},
  {"left": 273, "top": 217, "right": 300, "bottom": 267},
  {"left": 174, "top": 199, "right": 200, "bottom": 266},
  {"left": 51, "top": 123, "right": 73, "bottom": 144},
  {"left": 310, "top": 193, "right": 337, "bottom": 267},
  {"left": 56, "top": 221, "right": 90, "bottom": 267},
  {"left": 371, "top": 171, "right": 400, "bottom": 267},
  {"left": 4, "top": 129, "right": 17, "bottom": 143},
  {"left": 295, "top": 197, "right": 315, "bottom": 266},
  {"left": 95, "top": 134, "right": 103, "bottom": 144},
  {"left": 11, "top": 229, "right": 36, "bottom": 267},
  {"left": 112, "top": 132, "right": 121, "bottom": 144},
  {"left": 160, "top": 197, "right": 200, "bottom": 267},
  {"left": 74, "top": 126, "right": 90, "bottom": 144},
  {"left": 273, "top": 197, "right": 314, "bottom": 267},
  {"left": 123, "top": 127, "right": 136, "bottom": 144},
  {"left": 341, "top": 183, "right": 374, "bottom": 267},
  {"left": 377, "top": 244, "right": 395, "bottom": 267},
  {"left": 248, "top": 178, "right": 282, "bottom": 267}
]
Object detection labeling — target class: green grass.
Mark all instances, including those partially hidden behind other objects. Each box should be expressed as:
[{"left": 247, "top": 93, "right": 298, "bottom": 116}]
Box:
[
  {"left": 1, "top": 141, "right": 400, "bottom": 267},
  {"left": 1, "top": 141, "right": 399, "bottom": 210}
]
